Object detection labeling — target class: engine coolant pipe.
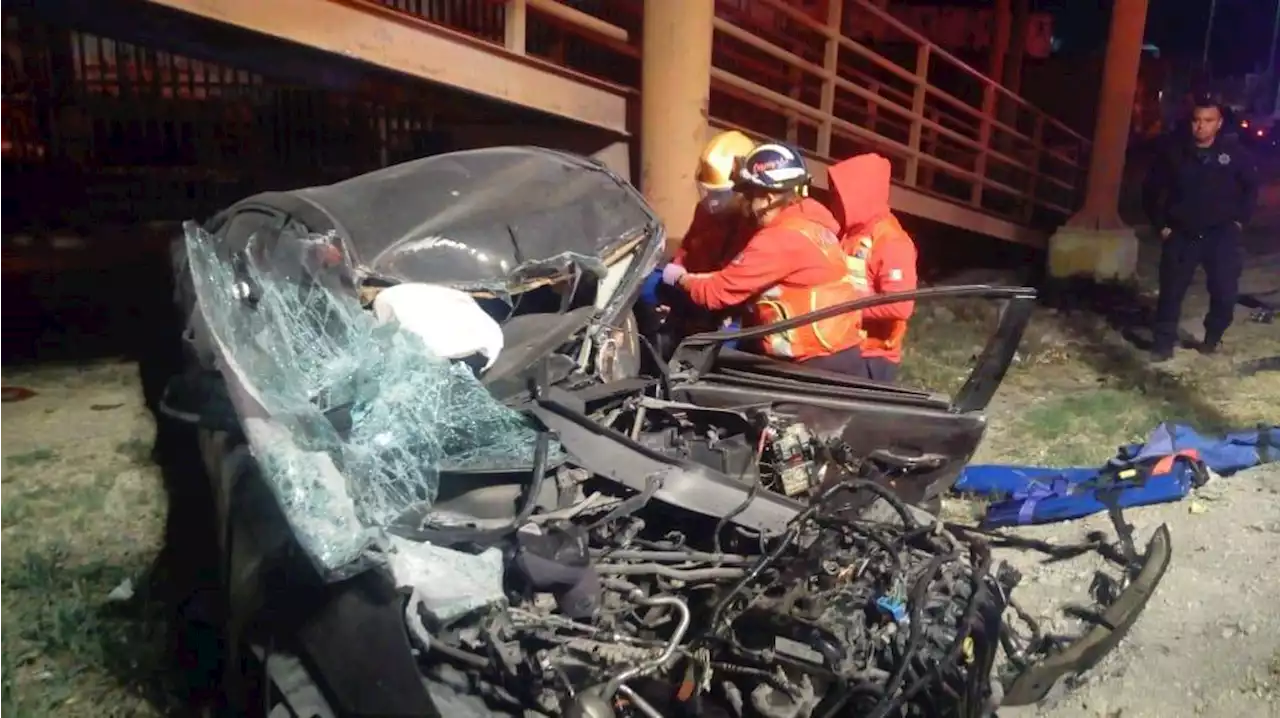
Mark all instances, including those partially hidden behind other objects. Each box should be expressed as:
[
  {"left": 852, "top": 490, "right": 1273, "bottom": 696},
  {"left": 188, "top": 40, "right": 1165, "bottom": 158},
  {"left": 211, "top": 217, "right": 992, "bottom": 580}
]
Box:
[{"left": 568, "top": 579, "right": 690, "bottom": 714}]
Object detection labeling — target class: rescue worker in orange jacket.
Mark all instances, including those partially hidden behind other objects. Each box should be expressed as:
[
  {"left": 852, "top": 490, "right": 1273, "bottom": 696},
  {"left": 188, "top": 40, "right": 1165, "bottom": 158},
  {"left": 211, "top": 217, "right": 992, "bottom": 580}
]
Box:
[
  {"left": 660, "top": 143, "right": 866, "bottom": 371},
  {"left": 651, "top": 130, "right": 760, "bottom": 347},
  {"left": 827, "top": 153, "right": 919, "bottom": 383},
  {"left": 670, "top": 129, "right": 759, "bottom": 273}
]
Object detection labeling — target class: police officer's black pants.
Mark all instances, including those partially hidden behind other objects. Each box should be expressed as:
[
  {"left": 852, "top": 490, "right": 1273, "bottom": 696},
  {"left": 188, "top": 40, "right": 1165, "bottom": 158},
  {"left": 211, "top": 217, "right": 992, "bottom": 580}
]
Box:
[{"left": 1152, "top": 226, "right": 1242, "bottom": 352}]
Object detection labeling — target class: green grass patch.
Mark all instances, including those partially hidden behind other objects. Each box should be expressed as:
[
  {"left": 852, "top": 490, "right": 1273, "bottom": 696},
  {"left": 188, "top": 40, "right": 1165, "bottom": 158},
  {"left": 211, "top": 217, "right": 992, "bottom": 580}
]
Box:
[
  {"left": 901, "top": 297, "right": 1280, "bottom": 467},
  {"left": 1, "top": 546, "right": 175, "bottom": 718},
  {"left": 6, "top": 448, "right": 61, "bottom": 468}
]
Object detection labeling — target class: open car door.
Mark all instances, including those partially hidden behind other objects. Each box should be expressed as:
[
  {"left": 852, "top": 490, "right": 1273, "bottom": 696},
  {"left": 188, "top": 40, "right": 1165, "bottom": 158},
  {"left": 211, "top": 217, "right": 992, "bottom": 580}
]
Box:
[{"left": 666, "top": 285, "right": 1037, "bottom": 505}]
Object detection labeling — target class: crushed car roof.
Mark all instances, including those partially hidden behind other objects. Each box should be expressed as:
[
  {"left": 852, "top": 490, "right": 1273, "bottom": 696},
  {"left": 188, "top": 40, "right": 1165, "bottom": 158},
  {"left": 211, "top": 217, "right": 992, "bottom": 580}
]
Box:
[{"left": 284, "top": 146, "right": 659, "bottom": 290}]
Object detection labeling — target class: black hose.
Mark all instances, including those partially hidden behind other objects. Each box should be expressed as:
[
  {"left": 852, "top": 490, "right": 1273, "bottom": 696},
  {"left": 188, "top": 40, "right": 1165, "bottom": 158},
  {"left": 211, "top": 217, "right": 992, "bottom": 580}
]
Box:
[
  {"left": 712, "top": 429, "right": 768, "bottom": 558},
  {"left": 873, "top": 545, "right": 995, "bottom": 718},
  {"left": 827, "top": 475, "right": 922, "bottom": 530},
  {"left": 843, "top": 551, "right": 955, "bottom": 718},
  {"left": 706, "top": 514, "right": 803, "bottom": 635},
  {"left": 636, "top": 332, "right": 673, "bottom": 400},
  {"left": 430, "top": 639, "right": 491, "bottom": 670},
  {"left": 707, "top": 478, "right": 922, "bottom": 640},
  {"left": 855, "top": 528, "right": 906, "bottom": 577}
]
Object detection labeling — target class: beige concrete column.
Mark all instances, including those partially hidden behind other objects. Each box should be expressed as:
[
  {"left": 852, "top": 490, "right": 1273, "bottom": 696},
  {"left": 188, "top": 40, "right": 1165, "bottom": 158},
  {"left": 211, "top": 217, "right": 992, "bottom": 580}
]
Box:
[
  {"left": 640, "top": 0, "right": 714, "bottom": 241},
  {"left": 1048, "top": 0, "right": 1150, "bottom": 280}
]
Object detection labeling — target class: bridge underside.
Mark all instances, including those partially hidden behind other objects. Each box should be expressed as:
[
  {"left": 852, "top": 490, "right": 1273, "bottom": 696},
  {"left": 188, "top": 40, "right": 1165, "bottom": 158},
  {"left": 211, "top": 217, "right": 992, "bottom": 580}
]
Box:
[{"left": 11, "top": 0, "right": 1084, "bottom": 247}]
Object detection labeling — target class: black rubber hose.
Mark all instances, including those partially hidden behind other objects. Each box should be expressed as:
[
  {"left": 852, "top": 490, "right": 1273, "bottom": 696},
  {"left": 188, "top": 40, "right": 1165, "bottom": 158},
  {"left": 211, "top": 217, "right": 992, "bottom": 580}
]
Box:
[
  {"left": 900, "top": 547, "right": 994, "bottom": 703},
  {"left": 874, "top": 545, "right": 995, "bottom": 718},
  {"left": 707, "top": 478, "right": 920, "bottom": 641},
  {"left": 706, "top": 476, "right": 853, "bottom": 634},
  {"left": 828, "top": 551, "right": 954, "bottom": 718},
  {"left": 430, "top": 639, "right": 490, "bottom": 670},
  {"left": 712, "top": 429, "right": 768, "bottom": 558},
  {"left": 829, "top": 476, "right": 922, "bottom": 530}
]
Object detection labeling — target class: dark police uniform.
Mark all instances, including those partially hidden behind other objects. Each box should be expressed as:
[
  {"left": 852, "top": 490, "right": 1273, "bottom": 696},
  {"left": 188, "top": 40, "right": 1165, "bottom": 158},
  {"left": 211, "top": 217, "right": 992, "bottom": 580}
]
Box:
[{"left": 1142, "top": 136, "right": 1258, "bottom": 355}]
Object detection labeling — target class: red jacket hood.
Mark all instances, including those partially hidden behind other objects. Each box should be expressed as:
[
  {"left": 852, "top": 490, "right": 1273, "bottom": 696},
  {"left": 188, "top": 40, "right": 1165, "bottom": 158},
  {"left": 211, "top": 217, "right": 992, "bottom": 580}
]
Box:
[{"left": 828, "top": 153, "right": 892, "bottom": 232}]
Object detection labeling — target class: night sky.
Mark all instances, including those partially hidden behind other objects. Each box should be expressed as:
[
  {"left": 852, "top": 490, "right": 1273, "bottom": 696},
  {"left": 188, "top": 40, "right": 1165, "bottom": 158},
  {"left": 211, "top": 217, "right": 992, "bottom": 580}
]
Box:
[{"left": 900, "top": 0, "right": 1280, "bottom": 75}]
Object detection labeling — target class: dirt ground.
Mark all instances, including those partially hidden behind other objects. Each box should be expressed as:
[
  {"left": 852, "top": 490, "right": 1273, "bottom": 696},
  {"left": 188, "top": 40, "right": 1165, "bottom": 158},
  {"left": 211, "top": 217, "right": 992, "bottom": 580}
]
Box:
[
  {"left": 1, "top": 238, "right": 1278, "bottom": 715},
  {"left": 934, "top": 233, "right": 1280, "bottom": 718},
  {"left": 996, "top": 463, "right": 1280, "bottom": 718}
]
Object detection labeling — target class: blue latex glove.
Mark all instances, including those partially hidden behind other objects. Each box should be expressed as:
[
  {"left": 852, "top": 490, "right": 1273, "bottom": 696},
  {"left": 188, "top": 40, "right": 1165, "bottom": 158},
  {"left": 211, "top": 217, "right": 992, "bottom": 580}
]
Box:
[
  {"left": 640, "top": 267, "right": 664, "bottom": 307},
  {"left": 661, "top": 263, "right": 688, "bottom": 286}
]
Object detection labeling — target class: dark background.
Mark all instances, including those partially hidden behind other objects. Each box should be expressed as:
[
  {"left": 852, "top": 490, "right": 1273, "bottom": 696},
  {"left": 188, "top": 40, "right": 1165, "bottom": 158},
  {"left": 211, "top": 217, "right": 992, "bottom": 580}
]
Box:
[{"left": 899, "top": 0, "right": 1280, "bottom": 74}]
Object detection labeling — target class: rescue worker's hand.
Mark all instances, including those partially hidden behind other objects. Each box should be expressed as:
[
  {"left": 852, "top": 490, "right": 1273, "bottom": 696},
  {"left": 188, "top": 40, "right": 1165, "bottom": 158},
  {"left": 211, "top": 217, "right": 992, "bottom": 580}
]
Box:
[
  {"left": 1159, "top": 227, "right": 1172, "bottom": 240},
  {"left": 661, "top": 263, "right": 688, "bottom": 286}
]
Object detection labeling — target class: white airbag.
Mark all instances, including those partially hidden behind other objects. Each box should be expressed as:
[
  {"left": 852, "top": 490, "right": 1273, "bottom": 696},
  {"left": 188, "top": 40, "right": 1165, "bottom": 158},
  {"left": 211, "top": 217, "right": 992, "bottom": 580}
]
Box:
[{"left": 372, "top": 284, "right": 503, "bottom": 370}]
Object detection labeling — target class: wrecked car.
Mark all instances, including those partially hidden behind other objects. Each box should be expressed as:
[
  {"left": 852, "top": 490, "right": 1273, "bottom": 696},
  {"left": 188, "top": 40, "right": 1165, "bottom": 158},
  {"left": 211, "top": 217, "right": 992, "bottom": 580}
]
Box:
[{"left": 162, "top": 146, "right": 1170, "bottom": 717}]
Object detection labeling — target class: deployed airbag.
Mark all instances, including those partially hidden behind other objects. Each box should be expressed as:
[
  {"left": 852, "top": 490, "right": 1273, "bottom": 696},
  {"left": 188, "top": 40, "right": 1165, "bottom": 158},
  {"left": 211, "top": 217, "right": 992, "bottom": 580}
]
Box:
[{"left": 372, "top": 283, "right": 504, "bottom": 370}]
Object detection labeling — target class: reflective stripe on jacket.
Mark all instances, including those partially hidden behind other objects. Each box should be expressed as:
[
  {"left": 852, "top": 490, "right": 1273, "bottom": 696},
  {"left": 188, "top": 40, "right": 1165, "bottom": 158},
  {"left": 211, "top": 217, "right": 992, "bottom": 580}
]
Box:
[
  {"left": 842, "top": 216, "right": 914, "bottom": 359},
  {"left": 751, "top": 217, "right": 864, "bottom": 360}
]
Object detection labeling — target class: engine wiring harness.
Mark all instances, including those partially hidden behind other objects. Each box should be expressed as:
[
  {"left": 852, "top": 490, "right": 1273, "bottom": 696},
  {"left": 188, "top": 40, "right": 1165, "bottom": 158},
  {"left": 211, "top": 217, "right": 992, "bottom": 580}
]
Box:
[{"left": 398, "top": 455, "right": 1158, "bottom": 718}]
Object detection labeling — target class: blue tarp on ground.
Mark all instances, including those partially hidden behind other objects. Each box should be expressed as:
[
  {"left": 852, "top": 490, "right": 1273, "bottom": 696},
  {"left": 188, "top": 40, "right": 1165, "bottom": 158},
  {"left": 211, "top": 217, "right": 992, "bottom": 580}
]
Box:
[
  {"left": 1115, "top": 423, "right": 1277, "bottom": 476},
  {"left": 955, "top": 423, "right": 1277, "bottom": 529}
]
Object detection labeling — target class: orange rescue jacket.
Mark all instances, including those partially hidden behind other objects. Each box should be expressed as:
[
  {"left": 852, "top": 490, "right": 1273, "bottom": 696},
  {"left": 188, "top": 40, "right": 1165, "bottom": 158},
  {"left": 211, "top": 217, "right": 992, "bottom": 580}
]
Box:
[
  {"left": 828, "top": 154, "right": 919, "bottom": 363},
  {"left": 671, "top": 204, "right": 753, "bottom": 274},
  {"left": 679, "top": 201, "right": 864, "bottom": 361},
  {"left": 750, "top": 216, "right": 864, "bottom": 361}
]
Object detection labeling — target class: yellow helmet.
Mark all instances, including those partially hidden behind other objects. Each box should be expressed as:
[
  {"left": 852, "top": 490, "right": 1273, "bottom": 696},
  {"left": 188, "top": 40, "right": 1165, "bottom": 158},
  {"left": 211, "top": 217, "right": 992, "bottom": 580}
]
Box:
[{"left": 696, "top": 130, "right": 756, "bottom": 192}]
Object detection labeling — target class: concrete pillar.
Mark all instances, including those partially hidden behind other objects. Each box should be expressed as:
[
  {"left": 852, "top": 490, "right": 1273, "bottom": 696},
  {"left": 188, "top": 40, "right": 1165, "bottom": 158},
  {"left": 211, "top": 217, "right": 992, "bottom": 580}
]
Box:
[
  {"left": 1048, "top": 0, "right": 1150, "bottom": 281},
  {"left": 639, "top": 0, "right": 714, "bottom": 240}
]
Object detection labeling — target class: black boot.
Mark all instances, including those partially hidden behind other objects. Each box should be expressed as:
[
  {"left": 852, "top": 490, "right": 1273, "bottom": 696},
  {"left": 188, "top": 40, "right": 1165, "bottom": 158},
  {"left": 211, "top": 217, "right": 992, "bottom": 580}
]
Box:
[{"left": 1150, "top": 345, "right": 1175, "bottom": 363}]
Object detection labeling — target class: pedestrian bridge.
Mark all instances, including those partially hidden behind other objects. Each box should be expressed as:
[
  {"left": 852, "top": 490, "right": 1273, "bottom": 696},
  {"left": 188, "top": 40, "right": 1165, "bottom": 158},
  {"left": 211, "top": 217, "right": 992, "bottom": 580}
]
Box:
[{"left": 14, "top": 0, "right": 1090, "bottom": 248}]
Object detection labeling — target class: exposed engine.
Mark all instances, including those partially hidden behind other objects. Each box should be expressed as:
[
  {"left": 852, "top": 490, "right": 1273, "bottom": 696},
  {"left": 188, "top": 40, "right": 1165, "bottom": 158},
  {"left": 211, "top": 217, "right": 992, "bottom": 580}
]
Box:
[
  {"left": 406, "top": 465, "right": 1018, "bottom": 718},
  {"left": 621, "top": 399, "right": 831, "bottom": 501}
]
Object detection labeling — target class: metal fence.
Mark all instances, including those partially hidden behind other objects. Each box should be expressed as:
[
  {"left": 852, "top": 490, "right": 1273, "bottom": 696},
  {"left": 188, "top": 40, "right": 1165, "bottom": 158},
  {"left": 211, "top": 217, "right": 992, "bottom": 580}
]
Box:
[{"left": 2, "top": 11, "right": 446, "bottom": 233}]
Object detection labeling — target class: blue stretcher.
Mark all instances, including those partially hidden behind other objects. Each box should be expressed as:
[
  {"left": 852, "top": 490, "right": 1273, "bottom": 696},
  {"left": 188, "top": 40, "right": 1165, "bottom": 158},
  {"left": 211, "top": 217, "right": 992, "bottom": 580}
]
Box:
[{"left": 955, "top": 423, "right": 1277, "bottom": 529}]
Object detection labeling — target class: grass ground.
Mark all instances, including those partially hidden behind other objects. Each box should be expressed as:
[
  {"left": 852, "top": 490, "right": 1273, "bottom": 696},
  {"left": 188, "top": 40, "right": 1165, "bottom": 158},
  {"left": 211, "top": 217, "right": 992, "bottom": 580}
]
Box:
[
  {"left": 2, "top": 276, "right": 1277, "bottom": 715},
  {"left": 1, "top": 362, "right": 173, "bottom": 717},
  {"left": 902, "top": 288, "right": 1280, "bottom": 467}
]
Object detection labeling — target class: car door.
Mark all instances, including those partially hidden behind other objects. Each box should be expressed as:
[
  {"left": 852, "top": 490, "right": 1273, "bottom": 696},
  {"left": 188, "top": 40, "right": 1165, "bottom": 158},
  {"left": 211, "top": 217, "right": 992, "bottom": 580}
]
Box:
[{"left": 667, "top": 285, "right": 1036, "bottom": 504}]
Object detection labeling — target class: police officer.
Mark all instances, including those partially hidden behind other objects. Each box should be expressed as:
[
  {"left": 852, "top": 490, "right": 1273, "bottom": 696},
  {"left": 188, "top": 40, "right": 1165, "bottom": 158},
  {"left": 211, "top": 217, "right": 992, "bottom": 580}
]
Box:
[{"left": 1142, "top": 93, "right": 1259, "bottom": 362}]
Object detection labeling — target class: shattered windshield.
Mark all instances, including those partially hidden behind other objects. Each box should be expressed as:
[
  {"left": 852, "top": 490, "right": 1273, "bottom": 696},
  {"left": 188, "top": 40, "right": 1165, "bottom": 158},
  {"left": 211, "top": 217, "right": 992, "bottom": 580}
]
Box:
[{"left": 183, "top": 221, "right": 548, "bottom": 579}]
